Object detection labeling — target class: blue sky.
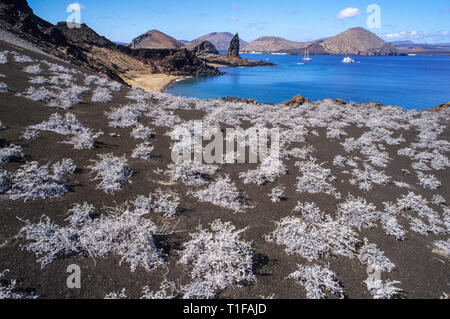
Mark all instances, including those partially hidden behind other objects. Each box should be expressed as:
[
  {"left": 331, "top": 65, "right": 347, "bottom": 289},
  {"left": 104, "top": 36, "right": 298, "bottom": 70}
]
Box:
[{"left": 28, "top": 0, "right": 450, "bottom": 43}]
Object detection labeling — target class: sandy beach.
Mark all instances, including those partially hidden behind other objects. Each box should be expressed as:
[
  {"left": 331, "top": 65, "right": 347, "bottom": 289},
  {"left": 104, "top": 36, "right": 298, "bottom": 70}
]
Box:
[{"left": 125, "top": 74, "right": 184, "bottom": 93}]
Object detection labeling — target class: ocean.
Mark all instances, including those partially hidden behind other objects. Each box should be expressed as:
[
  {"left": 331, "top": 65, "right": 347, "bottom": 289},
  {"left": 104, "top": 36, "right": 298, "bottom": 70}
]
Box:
[{"left": 167, "top": 54, "right": 450, "bottom": 110}]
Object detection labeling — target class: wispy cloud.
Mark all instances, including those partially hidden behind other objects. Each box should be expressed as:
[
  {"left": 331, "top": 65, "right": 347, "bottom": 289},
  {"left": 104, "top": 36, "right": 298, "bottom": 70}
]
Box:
[
  {"left": 231, "top": 2, "right": 240, "bottom": 10},
  {"left": 336, "top": 7, "right": 361, "bottom": 20},
  {"left": 229, "top": 15, "right": 239, "bottom": 21},
  {"left": 383, "top": 30, "right": 450, "bottom": 43},
  {"left": 439, "top": 8, "right": 450, "bottom": 14}
]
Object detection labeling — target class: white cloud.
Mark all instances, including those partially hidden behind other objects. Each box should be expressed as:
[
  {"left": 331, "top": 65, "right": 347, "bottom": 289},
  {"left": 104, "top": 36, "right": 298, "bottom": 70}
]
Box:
[
  {"left": 337, "top": 7, "right": 361, "bottom": 20},
  {"left": 229, "top": 15, "right": 238, "bottom": 21},
  {"left": 443, "top": 31, "right": 449, "bottom": 36}
]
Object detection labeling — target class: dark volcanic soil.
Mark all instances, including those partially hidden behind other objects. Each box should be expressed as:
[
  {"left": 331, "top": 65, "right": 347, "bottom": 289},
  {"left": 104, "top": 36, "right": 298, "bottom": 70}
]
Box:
[{"left": 0, "top": 40, "right": 449, "bottom": 299}]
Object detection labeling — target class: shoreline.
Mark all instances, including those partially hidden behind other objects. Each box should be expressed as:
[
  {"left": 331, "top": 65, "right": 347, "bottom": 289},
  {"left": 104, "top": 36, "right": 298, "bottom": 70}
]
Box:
[{"left": 125, "top": 74, "right": 185, "bottom": 93}]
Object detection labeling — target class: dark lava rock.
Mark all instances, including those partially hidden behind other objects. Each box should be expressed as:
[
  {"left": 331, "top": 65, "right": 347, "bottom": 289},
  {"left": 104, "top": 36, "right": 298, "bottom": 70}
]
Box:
[
  {"left": 187, "top": 40, "right": 220, "bottom": 56},
  {"left": 227, "top": 33, "right": 240, "bottom": 57}
]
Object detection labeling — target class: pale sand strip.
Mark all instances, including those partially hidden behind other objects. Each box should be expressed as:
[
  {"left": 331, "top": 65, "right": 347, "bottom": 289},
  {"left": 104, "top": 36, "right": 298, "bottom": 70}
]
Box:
[{"left": 125, "top": 74, "right": 184, "bottom": 93}]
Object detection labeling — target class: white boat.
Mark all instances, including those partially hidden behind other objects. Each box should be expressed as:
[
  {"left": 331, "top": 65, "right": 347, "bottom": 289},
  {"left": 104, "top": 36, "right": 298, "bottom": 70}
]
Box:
[
  {"left": 342, "top": 57, "right": 355, "bottom": 63},
  {"left": 302, "top": 50, "right": 312, "bottom": 61}
]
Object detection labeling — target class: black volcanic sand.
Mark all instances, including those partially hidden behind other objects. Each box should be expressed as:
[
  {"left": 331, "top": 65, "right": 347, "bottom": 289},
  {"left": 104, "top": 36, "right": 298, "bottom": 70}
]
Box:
[{"left": 0, "top": 40, "right": 449, "bottom": 299}]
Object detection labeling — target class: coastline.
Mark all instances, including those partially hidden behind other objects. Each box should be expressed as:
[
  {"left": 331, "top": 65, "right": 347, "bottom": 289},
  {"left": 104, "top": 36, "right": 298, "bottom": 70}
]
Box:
[{"left": 125, "top": 74, "right": 185, "bottom": 93}]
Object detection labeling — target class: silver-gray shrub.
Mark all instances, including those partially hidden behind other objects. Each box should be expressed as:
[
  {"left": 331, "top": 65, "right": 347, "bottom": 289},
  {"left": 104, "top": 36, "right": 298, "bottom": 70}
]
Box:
[
  {"left": 288, "top": 264, "right": 345, "bottom": 299},
  {"left": 191, "top": 175, "right": 253, "bottom": 213},
  {"left": 178, "top": 220, "right": 256, "bottom": 291},
  {"left": 0, "top": 144, "right": 23, "bottom": 164},
  {"left": 0, "top": 270, "right": 38, "bottom": 299},
  {"left": 337, "top": 195, "right": 378, "bottom": 230},
  {"left": 88, "top": 153, "right": 131, "bottom": 193},
  {"left": 265, "top": 216, "right": 359, "bottom": 261},
  {"left": 0, "top": 167, "right": 11, "bottom": 193},
  {"left": 131, "top": 124, "right": 154, "bottom": 139},
  {"left": 167, "top": 161, "right": 218, "bottom": 186},
  {"left": 365, "top": 277, "right": 401, "bottom": 299},
  {"left": 295, "top": 160, "right": 341, "bottom": 199},
  {"left": 17, "top": 204, "right": 165, "bottom": 272},
  {"left": 0, "top": 82, "right": 10, "bottom": 93},
  {"left": 133, "top": 191, "right": 180, "bottom": 218},
  {"left": 48, "top": 85, "right": 89, "bottom": 109},
  {"left": 91, "top": 87, "right": 112, "bottom": 103},
  {"left": 5, "top": 160, "right": 75, "bottom": 201},
  {"left": 29, "top": 113, "right": 86, "bottom": 135},
  {"left": 20, "top": 87, "right": 56, "bottom": 103},
  {"left": 23, "top": 64, "right": 43, "bottom": 75},
  {"left": 132, "top": 142, "right": 156, "bottom": 159},
  {"left": 358, "top": 238, "right": 395, "bottom": 272}
]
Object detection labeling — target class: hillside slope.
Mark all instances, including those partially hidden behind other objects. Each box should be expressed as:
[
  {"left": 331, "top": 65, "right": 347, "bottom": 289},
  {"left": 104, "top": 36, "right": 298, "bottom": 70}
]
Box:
[{"left": 130, "top": 30, "right": 184, "bottom": 49}]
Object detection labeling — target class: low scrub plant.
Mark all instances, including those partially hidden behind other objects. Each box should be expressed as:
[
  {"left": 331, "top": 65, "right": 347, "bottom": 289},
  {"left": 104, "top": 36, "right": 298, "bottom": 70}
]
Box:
[
  {"left": 265, "top": 216, "right": 359, "bottom": 261},
  {"left": 132, "top": 142, "right": 156, "bottom": 159},
  {"left": 191, "top": 175, "right": 253, "bottom": 213},
  {"left": 88, "top": 153, "right": 132, "bottom": 193},
  {"left": 131, "top": 124, "right": 154, "bottom": 139},
  {"left": 133, "top": 190, "right": 180, "bottom": 218},
  {"left": 288, "top": 264, "right": 345, "bottom": 299},
  {"left": 167, "top": 161, "right": 218, "bottom": 186},
  {"left": 5, "top": 160, "right": 75, "bottom": 201},
  {"left": 295, "top": 161, "right": 341, "bottom": 199},
  {"left": 91, "top": 87, "right": 112, "bottom": 103},
  {"left": 178, "top": 220, "right": 256, "bottom": 291},
  {"left": 0, "top": 82, "right": 10, "bottom": 93},
  {"left": 365, "top": 277, "right": 401, "bottom": 299},
  {"left": 17, "top": 204, "right": 165, "bottom": 272},
  {"left": 337, "top": 195, "right": 378, "bottom": 230},
  {"left": 240, "top": 157, "right": 287, "bottom": 185},
  {"left": 0, "top": 270, "right": 37, "bottom": 299},
  {"left": 23, "top": 64, "right": 42, "bottom": 75},
  {"left": 358, "top": 238, "right": 395, "bottom": 272},
  {"left": 0, "top": 144, "right": 23, "bottom": 164}
]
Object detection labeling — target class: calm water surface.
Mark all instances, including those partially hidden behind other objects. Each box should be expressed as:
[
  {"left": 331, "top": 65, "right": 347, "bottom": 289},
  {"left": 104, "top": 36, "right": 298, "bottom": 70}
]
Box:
[{"left": 167, "top": 54, "right": 450, "bottom": 110}]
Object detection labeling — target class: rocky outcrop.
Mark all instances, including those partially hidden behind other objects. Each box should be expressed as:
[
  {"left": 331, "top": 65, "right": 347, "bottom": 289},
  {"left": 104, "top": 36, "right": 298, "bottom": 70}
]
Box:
[
  {"left": 0, "top": 1, "right": 222, "bottom": 80},
  {"left": 283, "top": 95, "right": 311, "bottom": 106},
  {"left": 185, "top": 40, "right": 219, "bottom": 56},
  {"left": 227, "top": 33, "right": 240, "bottom": 56},
  {"left": 190, "top": 32, "right": 248, "bottom": 52}
]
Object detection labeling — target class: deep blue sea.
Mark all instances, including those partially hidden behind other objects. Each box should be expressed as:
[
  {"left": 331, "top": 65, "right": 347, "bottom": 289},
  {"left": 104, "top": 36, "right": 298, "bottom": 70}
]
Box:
[{"left": 167, "top": 54, "right": 450, "bottom": 110}]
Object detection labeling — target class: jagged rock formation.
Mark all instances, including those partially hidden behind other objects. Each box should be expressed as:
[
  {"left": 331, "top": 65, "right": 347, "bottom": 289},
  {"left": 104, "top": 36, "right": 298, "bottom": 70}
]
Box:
[
  {"left": 190, "top": 32, "right": 248, "bottom": 52},
  {"left": 129, "top": 30, "right": 184, "bottom": 49},
  {"left": 227, "top": 33, "right": 240, "bottom": 57},
  {"left": 283, "top": 95, "right": 311, "bottom": 106},
  {"left": 185, "top": 40, "right": 219, "bottom": 56},
  {"left": 0, "top": 0, "right": 221, "bottom": 81}
]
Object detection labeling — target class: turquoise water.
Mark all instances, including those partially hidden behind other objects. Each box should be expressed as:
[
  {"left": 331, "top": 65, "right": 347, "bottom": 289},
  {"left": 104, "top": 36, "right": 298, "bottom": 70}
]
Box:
[{"left": 167, "top": 54, "right": 450, "bottom": 110}]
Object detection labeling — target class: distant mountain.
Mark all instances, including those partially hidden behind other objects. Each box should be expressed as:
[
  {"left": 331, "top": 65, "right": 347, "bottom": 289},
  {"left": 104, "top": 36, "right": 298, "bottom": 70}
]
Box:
[
  {"left": 391, "top": 40, "right": 450, "bottom": 55},
  {"left": 242, "top": 36, "right": 308, "bottom": 52},
  {"left": 114, "top": 41, "right": 129, "bottom": 46},
  {"left": 390, "top": 40, "right": 415, "bottom": 46},
  {"left": 190, "top": 32, "right": 248, "bottom": 52},
  {"left": 318, "top": 27, "right": 398, "bottom": 55},
  {"left": 130, "top": 30, "right": 184, "bottom": 49},
  {"left": 244, "top": 27, "right": 398, "bottom": 56}
]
